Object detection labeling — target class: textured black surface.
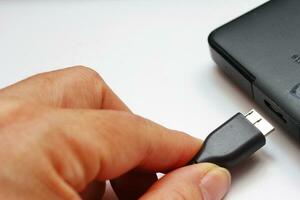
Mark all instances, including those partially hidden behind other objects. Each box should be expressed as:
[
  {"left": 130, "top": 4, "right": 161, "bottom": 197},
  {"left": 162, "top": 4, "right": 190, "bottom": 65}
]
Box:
[
  {"left": 193, "top": 113, "right": 266, "bottom": 168},
  {"left": 209, "top": 0, "right": 300, "bottom": 141}
]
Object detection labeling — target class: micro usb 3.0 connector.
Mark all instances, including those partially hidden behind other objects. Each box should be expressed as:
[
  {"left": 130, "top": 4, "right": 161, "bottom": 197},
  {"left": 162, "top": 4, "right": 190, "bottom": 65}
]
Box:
[{"left": 191, "top": 109, "right": 274, "bottom": 168}]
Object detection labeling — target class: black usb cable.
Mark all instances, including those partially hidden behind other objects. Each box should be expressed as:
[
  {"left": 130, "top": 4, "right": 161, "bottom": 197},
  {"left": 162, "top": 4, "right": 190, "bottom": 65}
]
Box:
[{"left": 191, "top": 109, "right": 274, "bottom": 168}]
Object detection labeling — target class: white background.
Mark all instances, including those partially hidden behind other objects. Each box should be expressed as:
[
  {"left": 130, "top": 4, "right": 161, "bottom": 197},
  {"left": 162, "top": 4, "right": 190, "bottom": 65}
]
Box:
[{"left": 0, "top": 0, "right": 300, "bottom": 199}]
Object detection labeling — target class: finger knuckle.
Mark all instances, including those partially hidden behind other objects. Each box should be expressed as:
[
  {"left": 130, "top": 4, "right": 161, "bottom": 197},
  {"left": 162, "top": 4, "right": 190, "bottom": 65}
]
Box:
[
  {"left": 68, "top": 66, "right": 105, "bottom": 97},
  {"left": 70, "top": 65, "right": 103, "bottom": 82},
  {"left": 43, "top": 66, "right": 106, "bottom": 107},
  {"left": 41, "top": 65, "right": 104, "bottom": 90}
]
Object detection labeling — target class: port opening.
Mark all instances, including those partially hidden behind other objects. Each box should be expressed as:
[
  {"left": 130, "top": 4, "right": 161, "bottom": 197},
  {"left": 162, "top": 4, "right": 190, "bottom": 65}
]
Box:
[{"left": 264, "top": 100, "right": 287, "bottom": 123}]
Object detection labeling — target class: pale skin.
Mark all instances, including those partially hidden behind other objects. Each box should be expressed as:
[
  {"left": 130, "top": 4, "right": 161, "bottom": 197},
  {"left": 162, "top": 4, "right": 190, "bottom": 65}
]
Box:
[{"left": 0, "top": 66, "right": 231, "bottom": 200}]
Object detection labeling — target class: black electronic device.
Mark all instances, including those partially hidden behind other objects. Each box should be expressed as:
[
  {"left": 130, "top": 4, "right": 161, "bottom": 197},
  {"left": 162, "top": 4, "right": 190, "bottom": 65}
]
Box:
[{"left": 209, "top": 0, "right": 300, "bottom": 142}]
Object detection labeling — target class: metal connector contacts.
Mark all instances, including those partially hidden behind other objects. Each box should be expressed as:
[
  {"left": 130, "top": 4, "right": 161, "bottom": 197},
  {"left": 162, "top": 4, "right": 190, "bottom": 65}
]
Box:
[{"left": 245, "top": 109, "right": 275, "bottom": 136}]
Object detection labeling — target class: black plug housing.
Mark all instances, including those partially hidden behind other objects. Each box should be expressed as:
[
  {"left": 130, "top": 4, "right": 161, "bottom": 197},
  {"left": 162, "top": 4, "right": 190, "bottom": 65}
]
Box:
[{"left": 191, "top": 110, "right": 273, "bottom": 168}]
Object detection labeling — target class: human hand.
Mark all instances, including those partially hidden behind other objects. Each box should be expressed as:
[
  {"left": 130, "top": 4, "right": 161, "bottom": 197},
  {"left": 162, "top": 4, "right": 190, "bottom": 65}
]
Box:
[{"left": 0, "top": 66, "right": 231, "bottom": 200}]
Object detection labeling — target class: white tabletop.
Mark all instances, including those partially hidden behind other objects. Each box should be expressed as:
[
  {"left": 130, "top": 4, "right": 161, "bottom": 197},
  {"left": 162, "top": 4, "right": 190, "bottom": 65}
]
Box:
[{"left": 1, "top": 1, "right": 299, "bottom": 199}]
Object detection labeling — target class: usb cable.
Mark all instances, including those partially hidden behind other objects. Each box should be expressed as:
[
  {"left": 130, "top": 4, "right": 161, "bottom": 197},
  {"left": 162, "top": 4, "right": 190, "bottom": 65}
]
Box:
[{"left": 191, "top": 109, "right": 274, "bottom": 168}]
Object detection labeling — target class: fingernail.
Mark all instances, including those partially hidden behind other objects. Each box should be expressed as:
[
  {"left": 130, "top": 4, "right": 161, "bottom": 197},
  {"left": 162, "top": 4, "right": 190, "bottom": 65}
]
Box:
[{"left": 200, "top": 167, "right": 231, "bottom": 200}]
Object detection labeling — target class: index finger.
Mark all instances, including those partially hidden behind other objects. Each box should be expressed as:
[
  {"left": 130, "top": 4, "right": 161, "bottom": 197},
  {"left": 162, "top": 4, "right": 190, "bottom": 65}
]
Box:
[{"left": 43, "top": 109, "right": 201, "bottom": 190}]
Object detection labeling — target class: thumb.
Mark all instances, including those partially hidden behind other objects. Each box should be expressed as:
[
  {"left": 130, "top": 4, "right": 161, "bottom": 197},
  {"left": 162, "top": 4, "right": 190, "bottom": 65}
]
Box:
[{"left": 140, "top": 163, "right": 231, "bottom": 200}]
